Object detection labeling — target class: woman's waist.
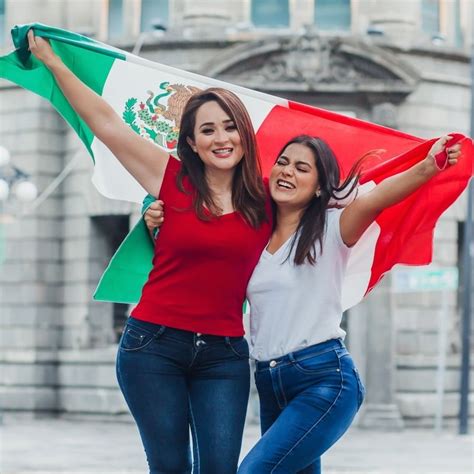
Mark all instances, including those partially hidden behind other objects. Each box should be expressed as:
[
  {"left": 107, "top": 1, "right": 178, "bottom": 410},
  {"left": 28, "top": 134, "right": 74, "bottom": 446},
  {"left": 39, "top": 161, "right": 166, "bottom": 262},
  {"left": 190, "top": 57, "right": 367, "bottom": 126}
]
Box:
[
  {"left": 130, "top": 306, "right": 245, "bottom": 337},
  {"left": 254, "top": 338, "right": 348, "bottom": 371},
  {"left": 126, "top": 316, "right": 245, "bottom": 341}
]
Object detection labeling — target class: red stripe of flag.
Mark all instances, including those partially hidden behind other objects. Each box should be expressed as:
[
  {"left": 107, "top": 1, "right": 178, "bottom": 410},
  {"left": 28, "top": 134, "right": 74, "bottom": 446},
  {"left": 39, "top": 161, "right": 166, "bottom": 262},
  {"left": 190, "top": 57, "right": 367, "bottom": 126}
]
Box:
[{"left": 256, "top": 101, "right": 473, "bottom": 299}]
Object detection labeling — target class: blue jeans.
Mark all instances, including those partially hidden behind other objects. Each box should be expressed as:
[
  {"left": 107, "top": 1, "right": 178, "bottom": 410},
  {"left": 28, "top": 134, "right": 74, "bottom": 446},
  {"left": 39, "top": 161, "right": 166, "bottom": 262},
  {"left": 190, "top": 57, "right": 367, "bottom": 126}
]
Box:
[
  {"left": 239, "top": 339, "right": 365, "bottom": 474},
  {"left": 116, "top": 317, "right": 250, "bottom": 474}
]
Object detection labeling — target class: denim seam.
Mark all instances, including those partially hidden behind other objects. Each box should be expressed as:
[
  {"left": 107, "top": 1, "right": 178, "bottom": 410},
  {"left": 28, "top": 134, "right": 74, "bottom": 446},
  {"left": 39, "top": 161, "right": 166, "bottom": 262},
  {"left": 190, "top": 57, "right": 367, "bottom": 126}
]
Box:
[
  {"left": 270, "top": 368, "right": 285, "bottom": 410},
  {"left": 120, "top": 333, "right": 156, "bottom": 352},
  {"left": 258, "top": 346, "right": 343, "bottom": 372},
  {"left": 188, "top": 398, "right": 200, "bottom": 474},
  {"left": 271, "top": 355, "right": 344, "bottom": 473},
  {"left": 126, "top": 321, "right": 163, "bottom": 337},
  {"left": 226, "top": 339, "right": 249, "bottom": 359},
  {"left": 277, "top": 368, "right": 288, "bottom": 407},
  {"left": 293, "top": 346, "right": 341, "bottom": 362},
  {"left": 189, "top": 348, "right": 199, "bottom": 368}
]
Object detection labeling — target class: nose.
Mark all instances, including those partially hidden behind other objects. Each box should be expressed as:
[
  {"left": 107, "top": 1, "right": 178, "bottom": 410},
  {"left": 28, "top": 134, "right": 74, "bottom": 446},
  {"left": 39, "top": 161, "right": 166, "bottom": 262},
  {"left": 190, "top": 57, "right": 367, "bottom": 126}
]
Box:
[
  {"left": 281, "top": 164, "right": 294, "bottom": 176},
  {"left": 214, "top": 128, "right": 229, "bottom": 144}
]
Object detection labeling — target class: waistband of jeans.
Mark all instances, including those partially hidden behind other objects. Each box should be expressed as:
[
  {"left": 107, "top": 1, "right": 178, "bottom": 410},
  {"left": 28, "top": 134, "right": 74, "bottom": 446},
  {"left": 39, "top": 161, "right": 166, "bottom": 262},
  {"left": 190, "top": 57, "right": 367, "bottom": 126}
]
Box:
[
  {"left": 127, "top": 317, "right": 242, "bottom": 343},
  {"left": 255, "top": 338, "right": 345, "bottom": 370}
]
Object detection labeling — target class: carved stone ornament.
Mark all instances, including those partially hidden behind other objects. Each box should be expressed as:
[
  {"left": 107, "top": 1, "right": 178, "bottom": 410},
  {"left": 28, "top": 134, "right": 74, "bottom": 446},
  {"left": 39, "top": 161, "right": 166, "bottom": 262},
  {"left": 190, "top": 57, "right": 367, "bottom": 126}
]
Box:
[{"left": 204, "top": 31, "right": 420, "bottom": 95}]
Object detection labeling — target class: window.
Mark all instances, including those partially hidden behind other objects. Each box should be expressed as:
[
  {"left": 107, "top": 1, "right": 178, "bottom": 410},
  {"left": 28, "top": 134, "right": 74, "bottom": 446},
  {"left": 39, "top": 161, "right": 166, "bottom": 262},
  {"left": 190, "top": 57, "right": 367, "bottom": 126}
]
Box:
[
  {"left": 422, "top": 0, "right": 440, "bottom": 35},
  {"left": 141, "top": 0, "right": 169, "bottom": 32},
  {"left": 90, "top": 215, "right": 130, "bottom": 342},
  {"left": 251, "top": 0, "right": 289, "bottom": 28},
  {"left": 314, "top": 0, "right": 351, "bottom": 31},
  {"left": 454, "top": 0, "right": 463, "bottom": 47},
  {"left": 0, "top": 0, "right": 5, "bottom": 46},
  {"left": 108, "top": 0, "right": 124, "bottom": 40}
]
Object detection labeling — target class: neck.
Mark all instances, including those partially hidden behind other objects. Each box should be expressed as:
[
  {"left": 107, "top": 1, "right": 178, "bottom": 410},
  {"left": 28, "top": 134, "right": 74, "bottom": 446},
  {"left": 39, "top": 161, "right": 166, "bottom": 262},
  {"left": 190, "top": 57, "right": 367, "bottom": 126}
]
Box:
[
  {"left": 204, "top": 166, "right": 235, "bottom": 197},
  {"left": 275, "top": 205, "right": 305, "bottom": 235}
]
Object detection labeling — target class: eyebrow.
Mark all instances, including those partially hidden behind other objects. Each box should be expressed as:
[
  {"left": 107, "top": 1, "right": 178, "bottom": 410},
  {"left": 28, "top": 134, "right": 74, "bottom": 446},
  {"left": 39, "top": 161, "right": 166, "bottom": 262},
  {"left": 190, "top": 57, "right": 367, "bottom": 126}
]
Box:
[
  {"left": 199, "top": 119, "right": 234, "bottom": 128},
  {"left": 279, "top": 155, "right": 313, "bottom": 167}
]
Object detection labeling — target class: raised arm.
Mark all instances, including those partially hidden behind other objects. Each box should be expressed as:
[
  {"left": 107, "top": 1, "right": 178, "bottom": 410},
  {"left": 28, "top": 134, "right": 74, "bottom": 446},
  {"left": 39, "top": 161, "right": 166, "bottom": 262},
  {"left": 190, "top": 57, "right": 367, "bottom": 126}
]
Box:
[
  {"left": 340, "top": 136, "right": 461, "bottom": 247},
  {"left": 28, "top": 30, "right": 169, "bottom": 197}
]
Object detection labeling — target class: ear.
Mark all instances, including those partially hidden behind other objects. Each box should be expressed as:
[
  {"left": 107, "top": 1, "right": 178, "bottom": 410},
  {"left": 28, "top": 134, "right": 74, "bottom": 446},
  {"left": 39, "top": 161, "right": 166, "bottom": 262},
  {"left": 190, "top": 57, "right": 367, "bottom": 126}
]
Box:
[{"left": 186, "top": 136, "right": 197, "bottom": 152}]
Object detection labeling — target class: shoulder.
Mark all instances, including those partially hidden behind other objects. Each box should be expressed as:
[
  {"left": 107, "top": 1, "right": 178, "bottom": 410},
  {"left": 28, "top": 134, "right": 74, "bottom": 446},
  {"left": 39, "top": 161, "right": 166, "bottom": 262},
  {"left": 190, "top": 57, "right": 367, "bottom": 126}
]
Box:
[
  {"left": 326, "top": 207, "right": 343, "bottom": 225},
  {"left": 159, "top": 155, "right": 187, "bottom": 199},
  {"left": 167, "top": 154, "right": 181, "bottom": 172},
  {"left": 325, "top": 208, "right": 349, "bottom": 249}
]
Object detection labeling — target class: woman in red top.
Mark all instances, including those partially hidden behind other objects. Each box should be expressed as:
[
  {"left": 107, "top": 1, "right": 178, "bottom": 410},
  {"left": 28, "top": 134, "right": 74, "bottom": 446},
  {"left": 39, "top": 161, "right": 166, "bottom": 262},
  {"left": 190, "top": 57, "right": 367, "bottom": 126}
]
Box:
[{"left": 28, "top": 31, "right": 271, "bottom": 474}]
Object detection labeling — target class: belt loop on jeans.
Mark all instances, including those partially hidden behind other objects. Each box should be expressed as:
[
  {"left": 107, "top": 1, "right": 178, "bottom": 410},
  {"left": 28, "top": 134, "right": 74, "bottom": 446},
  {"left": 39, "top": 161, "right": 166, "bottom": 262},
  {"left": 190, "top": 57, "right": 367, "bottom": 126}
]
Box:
[
  {"left": 224, "top": 336, "right": 230, "bottom": 345},
  {"left": 155, "top": 325, "right": 166, "bottom": 338}
]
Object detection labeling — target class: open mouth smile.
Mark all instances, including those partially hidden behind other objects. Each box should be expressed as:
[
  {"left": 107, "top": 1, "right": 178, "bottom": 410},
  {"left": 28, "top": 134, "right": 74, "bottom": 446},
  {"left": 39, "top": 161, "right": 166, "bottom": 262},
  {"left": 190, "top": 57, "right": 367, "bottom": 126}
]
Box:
[
  {"left": 212, "top": 148, "right": 233, "bottom": 158},
  {"left": 276, "top": 179, "right": 295, "bottom": 190}
]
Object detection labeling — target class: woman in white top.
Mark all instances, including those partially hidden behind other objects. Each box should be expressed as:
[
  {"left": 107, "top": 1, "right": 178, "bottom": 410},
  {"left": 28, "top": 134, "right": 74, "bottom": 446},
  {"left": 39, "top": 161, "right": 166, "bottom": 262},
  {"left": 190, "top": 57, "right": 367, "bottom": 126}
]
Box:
[
  {"left": 146, "top": 133, "right": 460, "bottom": 473},
  {"left": 236, "top": 134, "right": 460, "bottom": 474}
]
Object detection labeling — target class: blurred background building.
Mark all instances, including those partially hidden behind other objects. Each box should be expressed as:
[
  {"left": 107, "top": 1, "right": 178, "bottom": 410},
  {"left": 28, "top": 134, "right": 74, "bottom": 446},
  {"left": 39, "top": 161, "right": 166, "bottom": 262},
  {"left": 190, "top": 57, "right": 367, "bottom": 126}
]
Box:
[{"left": 0, "top": 0, "right": 472, "bottom": 430}]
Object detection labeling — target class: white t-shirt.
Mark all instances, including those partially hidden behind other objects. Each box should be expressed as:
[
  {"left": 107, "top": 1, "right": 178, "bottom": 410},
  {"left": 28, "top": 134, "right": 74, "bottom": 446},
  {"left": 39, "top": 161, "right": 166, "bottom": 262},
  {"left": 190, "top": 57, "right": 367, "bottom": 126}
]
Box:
[{"left": 247, "top": 209, "right": 350, "bottom": 361}]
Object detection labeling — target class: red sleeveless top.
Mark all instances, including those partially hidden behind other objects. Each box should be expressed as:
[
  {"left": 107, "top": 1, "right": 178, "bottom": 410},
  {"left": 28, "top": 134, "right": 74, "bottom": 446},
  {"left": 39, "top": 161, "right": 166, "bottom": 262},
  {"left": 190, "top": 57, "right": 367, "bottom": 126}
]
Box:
[{"left": 132, "top": 157, "right": 272, "bottom": 336}]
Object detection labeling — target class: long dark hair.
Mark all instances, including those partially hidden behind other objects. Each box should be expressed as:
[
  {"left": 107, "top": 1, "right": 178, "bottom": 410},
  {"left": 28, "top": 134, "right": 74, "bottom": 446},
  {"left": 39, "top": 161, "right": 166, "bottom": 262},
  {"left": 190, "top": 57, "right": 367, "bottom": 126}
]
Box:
[
  {"left": 176, "top": 87, "right": 267, "bottom": 228},
  {"left": 278, "top": 135, "right": 368, "bottom": 265}
]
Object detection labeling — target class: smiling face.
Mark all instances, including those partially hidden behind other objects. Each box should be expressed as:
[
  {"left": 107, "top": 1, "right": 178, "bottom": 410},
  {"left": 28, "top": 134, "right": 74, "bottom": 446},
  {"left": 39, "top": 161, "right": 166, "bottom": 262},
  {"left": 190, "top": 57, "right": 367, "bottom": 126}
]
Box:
[
  {"left": 186, "top": 100, "right": 244, "bottom": 174},
  {"left": 270, "top": 142, "right": 320, "bottom": 210}
]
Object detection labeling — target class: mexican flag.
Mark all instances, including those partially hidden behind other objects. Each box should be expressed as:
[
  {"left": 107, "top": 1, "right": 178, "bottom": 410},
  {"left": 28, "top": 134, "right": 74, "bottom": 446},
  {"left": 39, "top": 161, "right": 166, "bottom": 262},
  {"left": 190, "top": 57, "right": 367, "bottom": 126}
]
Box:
[{"left": 1, "top": 24, "right": 472, "bottom": 309}]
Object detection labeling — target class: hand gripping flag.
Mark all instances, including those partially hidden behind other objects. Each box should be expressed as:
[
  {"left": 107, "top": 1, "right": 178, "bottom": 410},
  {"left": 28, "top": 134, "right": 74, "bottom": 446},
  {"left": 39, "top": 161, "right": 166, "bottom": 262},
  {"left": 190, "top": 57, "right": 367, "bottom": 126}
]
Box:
[{"left": 1, "top": 24, "right": 472, "bottom": 308}]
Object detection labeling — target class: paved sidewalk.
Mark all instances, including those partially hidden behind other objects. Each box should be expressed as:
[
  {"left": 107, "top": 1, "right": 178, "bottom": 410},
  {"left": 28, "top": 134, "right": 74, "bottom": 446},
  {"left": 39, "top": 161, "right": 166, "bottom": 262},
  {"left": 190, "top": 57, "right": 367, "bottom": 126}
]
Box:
[{"left": 0, "top": 416, "right": 472, "bottom": 474}]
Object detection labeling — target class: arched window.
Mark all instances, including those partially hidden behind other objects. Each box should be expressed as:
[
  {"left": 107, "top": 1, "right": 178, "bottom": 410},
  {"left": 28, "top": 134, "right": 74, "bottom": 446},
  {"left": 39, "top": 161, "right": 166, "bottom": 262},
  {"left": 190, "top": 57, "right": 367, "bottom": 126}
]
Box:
[
  {"left": 314, "top": 0, "right": 351, "bottom": 31},
  {"left": 141, "top": 0, "right": 169, "bottom": 32},
  {"left": 421, "top": 0, "right": 440, "bottom": 35},
  {"left": 251, "top": 0, "right": 290, "bottom": 28}
]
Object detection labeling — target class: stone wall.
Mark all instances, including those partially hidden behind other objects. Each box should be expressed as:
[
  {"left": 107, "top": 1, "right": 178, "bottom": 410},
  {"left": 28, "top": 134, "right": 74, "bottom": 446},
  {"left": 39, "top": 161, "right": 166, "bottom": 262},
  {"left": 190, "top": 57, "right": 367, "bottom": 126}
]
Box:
[{"left": 0, "top": 0, "right": 473, "bottom": 428}]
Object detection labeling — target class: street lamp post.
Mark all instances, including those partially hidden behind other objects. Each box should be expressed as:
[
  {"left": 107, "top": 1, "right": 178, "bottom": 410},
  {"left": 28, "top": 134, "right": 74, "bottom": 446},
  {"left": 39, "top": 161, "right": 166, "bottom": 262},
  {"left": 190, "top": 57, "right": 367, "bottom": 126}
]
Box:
[{"left": 0, "top": 145, "right": 38, "bottom": 220}]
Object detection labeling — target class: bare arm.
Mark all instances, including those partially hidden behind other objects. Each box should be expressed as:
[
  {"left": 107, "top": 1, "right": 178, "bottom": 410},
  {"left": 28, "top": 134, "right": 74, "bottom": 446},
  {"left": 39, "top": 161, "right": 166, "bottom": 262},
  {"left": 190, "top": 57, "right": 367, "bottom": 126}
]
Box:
[
  {"left": 340, "top": 136, "right": 461, "bottom": 247},
  {"left": 28, "top": 30, "right": 169, "bottom": 197}
]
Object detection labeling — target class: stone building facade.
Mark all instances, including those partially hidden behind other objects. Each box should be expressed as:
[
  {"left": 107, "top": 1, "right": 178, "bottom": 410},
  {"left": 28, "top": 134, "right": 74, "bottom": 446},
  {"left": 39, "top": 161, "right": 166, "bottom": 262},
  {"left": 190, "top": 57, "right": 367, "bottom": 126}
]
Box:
[{"left": 0, "top": 0, "right": 473, "bottom": 429}]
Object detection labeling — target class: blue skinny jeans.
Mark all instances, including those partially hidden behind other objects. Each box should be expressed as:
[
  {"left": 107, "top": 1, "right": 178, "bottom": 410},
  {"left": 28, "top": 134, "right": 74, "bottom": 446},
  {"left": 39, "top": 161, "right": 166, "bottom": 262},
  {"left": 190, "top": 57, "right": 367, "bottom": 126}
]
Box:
[
  {"left": 116, "top": 317, "right": 250, "bottom": 474},
  {"left": 239, "top": 338, "right": 365, "bottom": 474}
]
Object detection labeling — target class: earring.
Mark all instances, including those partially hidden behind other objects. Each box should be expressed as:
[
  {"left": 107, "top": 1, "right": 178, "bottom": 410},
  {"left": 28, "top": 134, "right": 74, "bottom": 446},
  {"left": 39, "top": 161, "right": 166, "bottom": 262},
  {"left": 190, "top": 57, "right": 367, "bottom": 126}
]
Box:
[{"left": 315, "top": 190, "right": 321, "bottom": 197}]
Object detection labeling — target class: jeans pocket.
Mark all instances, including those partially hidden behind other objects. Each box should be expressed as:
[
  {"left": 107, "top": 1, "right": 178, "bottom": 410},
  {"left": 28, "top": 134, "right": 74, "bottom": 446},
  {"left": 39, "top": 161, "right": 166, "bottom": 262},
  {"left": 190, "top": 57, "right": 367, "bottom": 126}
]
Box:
[
  {"left": 226, "top": 337, "right": 249, "bottom": 359},
  {"left": 119, "top": 324, "right": 157, "bottom": 352},
  {"left": 293, "top": 349, "right": 340, "bottom": 375},
  {"left": 353, "top": 367, "right": 366, "bottom": 409}
]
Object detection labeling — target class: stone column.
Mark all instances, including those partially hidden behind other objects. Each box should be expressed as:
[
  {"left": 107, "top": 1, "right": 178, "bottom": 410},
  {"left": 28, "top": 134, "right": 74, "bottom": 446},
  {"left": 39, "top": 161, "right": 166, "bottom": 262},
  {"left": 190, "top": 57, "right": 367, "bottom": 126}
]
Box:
[{"left": 358, "top": 275, "right": 404, "bottom": 430}]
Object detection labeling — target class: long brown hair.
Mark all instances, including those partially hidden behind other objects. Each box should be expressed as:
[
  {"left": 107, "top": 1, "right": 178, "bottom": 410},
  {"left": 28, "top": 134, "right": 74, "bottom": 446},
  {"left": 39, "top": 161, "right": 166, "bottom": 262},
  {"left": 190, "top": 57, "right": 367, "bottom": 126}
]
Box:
[
  {"left": 176, "top": 88, "right": 267, "bottom": 228},
  {"left": 276, "top": 135, "right": 369, "bottom": 265}
]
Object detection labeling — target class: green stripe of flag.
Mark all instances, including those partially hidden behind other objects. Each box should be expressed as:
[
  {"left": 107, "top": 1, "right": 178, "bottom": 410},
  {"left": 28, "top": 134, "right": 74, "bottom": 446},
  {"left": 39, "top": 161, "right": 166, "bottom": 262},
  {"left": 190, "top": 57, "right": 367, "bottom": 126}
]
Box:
[{"left": 0, "top": 23, "right": 124, "bottom": 161}]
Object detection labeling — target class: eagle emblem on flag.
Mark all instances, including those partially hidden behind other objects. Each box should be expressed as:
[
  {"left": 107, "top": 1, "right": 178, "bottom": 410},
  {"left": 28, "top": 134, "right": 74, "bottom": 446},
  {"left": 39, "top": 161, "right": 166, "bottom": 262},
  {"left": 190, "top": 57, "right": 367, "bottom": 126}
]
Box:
[{"left": 122, "top": 82, "right": 202, "bottom": 153}]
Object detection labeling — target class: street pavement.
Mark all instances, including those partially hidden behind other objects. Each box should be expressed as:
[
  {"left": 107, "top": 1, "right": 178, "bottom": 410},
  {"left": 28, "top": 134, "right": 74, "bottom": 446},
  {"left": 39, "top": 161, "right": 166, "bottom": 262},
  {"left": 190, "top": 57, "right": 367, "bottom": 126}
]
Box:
[{"left": 0, "top": 416, "right": 472, "bottom": 474}]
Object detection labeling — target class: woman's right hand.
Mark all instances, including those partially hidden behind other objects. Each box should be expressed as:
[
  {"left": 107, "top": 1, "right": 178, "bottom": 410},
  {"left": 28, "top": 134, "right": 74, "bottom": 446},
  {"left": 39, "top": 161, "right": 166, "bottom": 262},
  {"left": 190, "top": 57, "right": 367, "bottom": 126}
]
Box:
[
  {"left": 27, "top": 28, "right": 169, "bottom": 198},
  {"left": 144, "top": 200, "right": 165, "bottom": 235},
  {"left": 27, "top": 30, "right": 60, "bottom": 68}
]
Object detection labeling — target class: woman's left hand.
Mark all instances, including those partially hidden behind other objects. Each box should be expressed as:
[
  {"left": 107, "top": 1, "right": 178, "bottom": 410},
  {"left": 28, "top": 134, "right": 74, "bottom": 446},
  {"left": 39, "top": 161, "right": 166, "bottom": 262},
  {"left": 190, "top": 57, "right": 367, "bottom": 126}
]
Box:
[{"left": 427, "top": 135, "right": 462, "bottom": 170}]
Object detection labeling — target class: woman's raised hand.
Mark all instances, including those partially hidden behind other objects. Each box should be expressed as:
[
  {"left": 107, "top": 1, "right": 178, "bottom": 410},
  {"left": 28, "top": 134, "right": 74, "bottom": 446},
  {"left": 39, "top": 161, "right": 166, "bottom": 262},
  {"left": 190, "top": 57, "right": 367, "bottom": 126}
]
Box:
[
  {"left": 27, "top": 30, "right": 60, "bottom": 68},
  {"left": 427, "top": 135, "right": 462, "bottom": 170}
]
